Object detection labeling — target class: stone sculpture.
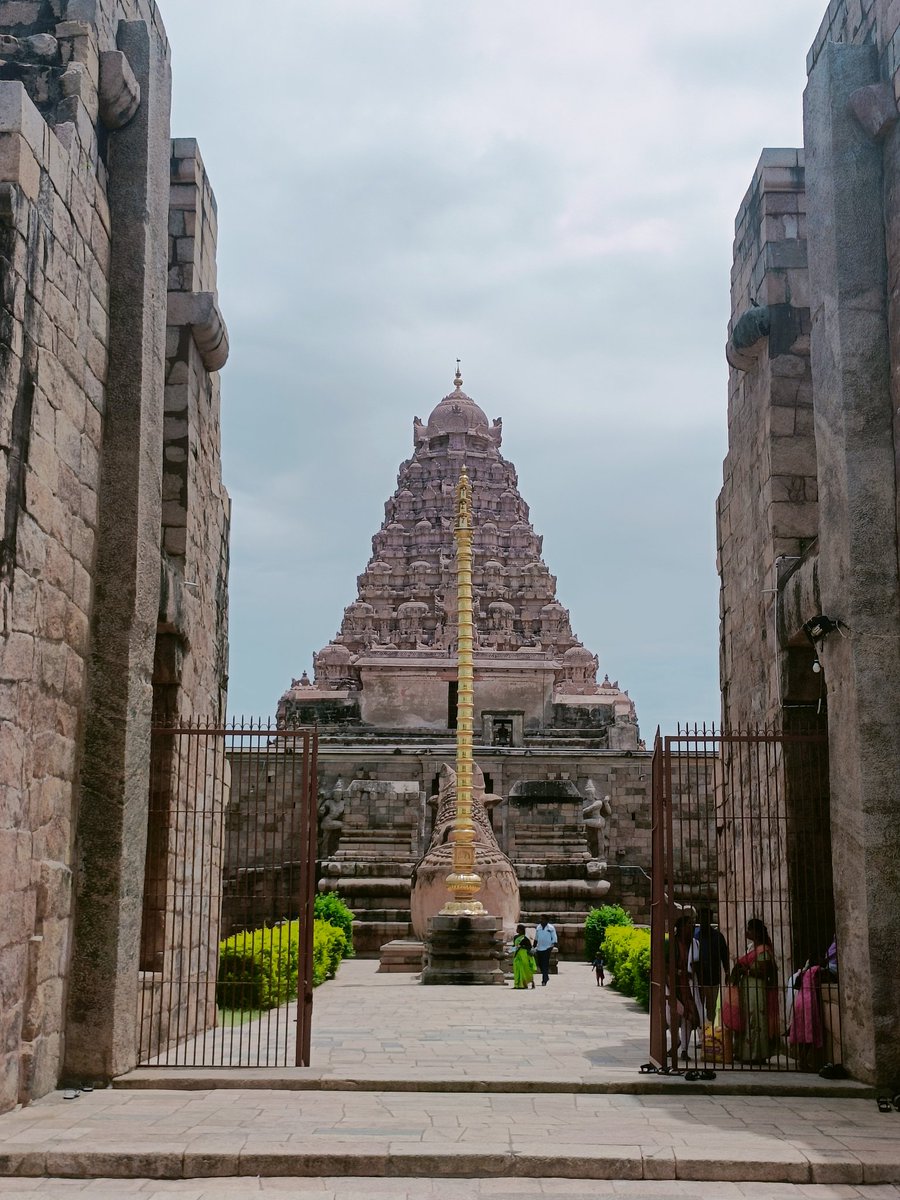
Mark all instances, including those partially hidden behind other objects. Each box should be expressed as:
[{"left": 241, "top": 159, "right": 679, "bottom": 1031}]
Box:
[
  {"left": 582, "top": 780, "right": 612, "bottom": 864},
  {"left": 318, "top": 777, "right": 346, "bottom": 859},
  {"left": 410, "top": 763, "right": 520, "bottom": 939}
]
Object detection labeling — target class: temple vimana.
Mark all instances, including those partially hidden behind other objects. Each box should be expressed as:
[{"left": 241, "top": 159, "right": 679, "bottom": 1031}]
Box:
[{"left": 243, "top": 371, "right": 656, "bottom": 955}]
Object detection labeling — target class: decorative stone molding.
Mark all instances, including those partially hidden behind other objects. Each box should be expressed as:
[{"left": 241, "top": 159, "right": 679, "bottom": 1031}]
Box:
[
  {"left": 166, "top": 290, "right": 230, "bottom": 372},
  {"left": 726, "top": 304, "right": 771, "bottom": 371},
  {"left": 848, "top": 81, "right": 898, "bottom": 140},
  {"left": 99, "top": 49, "right": 140, "bottom": 130}
]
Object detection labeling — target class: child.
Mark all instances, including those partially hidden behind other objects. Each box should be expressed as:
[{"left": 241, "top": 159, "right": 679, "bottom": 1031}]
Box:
[{"left": 592, "top": 951, "right": 605, "bottom": 987}]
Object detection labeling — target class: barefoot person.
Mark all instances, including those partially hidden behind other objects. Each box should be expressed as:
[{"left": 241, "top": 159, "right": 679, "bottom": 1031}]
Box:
[
  {"left": 512, "top": 924, "right": 536, "bottom": 990},
  {"left": 533, "top": 915, "right": 558, "bottom": 986}
]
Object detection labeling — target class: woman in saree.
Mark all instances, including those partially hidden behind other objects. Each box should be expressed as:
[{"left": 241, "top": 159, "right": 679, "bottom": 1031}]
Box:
[
  {"left": 513, "top": 924, "right": 536, "bottom": 990},
  {"left": 731, "top": 918, "right": 780, "bottom": 1063}
]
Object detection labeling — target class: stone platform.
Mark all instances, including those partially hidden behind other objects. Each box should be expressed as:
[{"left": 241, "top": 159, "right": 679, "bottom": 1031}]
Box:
[
  {"left": 377, "top": 939, "right": 424, "bottom": 972},
  {"left": 421, "top": 913, "right": 507, "bottom": 985}
]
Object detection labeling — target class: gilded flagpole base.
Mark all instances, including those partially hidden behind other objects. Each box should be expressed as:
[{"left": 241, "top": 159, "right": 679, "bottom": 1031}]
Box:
[{"left": 440, "top": 871, "right": 486, "bottom": 916}]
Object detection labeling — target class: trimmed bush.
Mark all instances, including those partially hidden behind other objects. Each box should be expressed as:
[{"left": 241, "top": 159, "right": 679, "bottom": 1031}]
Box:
[
  {"left": 217, "top": 921, "right": 299, "bottom": 1011},
  {"left": 313, "top": 920, "right": 347, "bottom": 985},
  {"left": 602, "top": 924, "right": 651, "bottom": 1011},
  {"left": 314, "top": 891, "right": 355, "bottom": 956},
  {"left": 584, "top": 904, "right": 632, "bottom": 961},
  {"left": 217, "top": 918, "right": 348, "bottom": 1010}
]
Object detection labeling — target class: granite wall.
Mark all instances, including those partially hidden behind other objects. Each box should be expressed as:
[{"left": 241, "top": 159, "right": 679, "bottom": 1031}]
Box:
[
  {"left": 0, "top": 0, "right": 229, "bottom": 1110},
  {"left": 720, "top": 0, "right": 900, "bottom": 1084}
]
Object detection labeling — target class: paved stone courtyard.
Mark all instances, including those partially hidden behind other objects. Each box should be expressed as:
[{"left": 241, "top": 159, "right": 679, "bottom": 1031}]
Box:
[{"left": 0, "top": 962, "right": 897, "bottom": 1197}]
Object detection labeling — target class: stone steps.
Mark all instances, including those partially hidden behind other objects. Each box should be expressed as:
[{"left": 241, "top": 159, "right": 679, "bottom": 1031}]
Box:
[{"left": 0, "top": 1085, "right": 892, "bottom": 1186}]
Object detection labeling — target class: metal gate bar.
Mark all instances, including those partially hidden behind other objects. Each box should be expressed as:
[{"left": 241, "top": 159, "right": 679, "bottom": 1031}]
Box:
[
  {"left": 138, "top": 719, "right": 318, "bottom": 1067},
  {"left": 650, "top": 724, "right": 839, "bottom": 1073}
]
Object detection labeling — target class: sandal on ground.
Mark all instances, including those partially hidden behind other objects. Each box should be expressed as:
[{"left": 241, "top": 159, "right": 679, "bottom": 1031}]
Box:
[{"left": 877, "top": 1097, "right": 892, "bottom": 1113}]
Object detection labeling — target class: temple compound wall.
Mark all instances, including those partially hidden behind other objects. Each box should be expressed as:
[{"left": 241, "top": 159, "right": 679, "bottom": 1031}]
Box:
[
  {"left": 0, "top": 0, "right": 229, "bottom": 1111},
  {"left": 719, "top": 0, "right": 900, "bottom": 1084}
]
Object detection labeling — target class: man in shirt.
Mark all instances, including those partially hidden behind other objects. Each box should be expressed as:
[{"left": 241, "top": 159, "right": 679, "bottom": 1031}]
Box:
[{"left": 532, "top": 915, "right": 558, "bottom": 986}]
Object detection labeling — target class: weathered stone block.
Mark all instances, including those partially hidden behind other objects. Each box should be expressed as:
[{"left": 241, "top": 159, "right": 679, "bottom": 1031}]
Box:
[{"left": 98, "top": 49, "right": 139, "bottom": 130}]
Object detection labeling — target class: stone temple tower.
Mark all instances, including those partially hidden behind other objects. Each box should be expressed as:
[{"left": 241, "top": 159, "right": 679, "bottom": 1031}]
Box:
[
  {"left": 258, "top": 373, "right": 648, "bottom": 956},
  {"left": 280, "top": 370, "right": 638, "bottom": 744}
]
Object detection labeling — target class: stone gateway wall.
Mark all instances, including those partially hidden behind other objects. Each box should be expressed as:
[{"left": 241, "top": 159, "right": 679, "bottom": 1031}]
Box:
[
  {"left": 0, "top": 0, "right": 229, "bottom": 1112},
  {"left": 720, "top": 0, "right": 900, "bottom": 1085}
]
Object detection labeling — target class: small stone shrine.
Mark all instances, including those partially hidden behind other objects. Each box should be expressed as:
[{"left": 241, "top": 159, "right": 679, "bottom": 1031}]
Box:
[{"left": 270, "top": 371, "right": 651, "bottom": 954}]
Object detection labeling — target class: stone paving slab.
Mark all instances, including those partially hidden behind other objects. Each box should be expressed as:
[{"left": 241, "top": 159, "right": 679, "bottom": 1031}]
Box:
[
  {"left": 0, "top": 1088, "right": 898, "bottom": 1184},
  {"left": 0, "top": 1178, "right": 897, "bottom": 1198},
  {"left": 127, "top": 962, "right": 871, "bottom": 1098}
]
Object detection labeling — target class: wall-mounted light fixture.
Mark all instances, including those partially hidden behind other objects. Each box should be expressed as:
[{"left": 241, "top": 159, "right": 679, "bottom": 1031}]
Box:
[{"left": 802, "top": 615, "right": 842, "bottom": 643}]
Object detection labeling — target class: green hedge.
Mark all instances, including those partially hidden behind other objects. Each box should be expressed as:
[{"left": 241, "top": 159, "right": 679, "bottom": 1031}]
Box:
[
  {"left": 217, "top": 918, "right": 347, "bottom": 1011},
  {"left": 313, "top": 920, "right": 346, "bottom": 986},
  {"left": 602, "top": 925, "right": 651, "bottom": 1011},
  {"left": 314, "top": 891, "right": 355, "bottom": 956},
  {"left": 584, "top": 904, "right": 632, "bottom": 961}
]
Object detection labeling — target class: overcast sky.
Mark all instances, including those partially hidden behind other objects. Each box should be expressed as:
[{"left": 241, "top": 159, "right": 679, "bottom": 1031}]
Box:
[{"left": 162, "top": 1, "right": 825, "bottom": 734}]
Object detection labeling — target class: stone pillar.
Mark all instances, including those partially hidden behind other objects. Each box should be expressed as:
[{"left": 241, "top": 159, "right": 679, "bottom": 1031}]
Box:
[
  {"left": 64, "top": 19, "right": 172, "bottom": 1082},
  {"left": 803, "top": 41, "right": 900, "bottom": 1086}
]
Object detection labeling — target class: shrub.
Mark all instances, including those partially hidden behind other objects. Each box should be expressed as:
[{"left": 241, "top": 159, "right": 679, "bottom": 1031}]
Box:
[
  {"left": 217, "top": 921, "right": 299, "bottom": 1011},
  {"left": 602, "top": 925, "right": 651, "bottom": 1011},
  {"left": 313, "top": 921, "right": 347, "bottom": 986},
  {"left": 584, "top": 904, "right": 632, "bottom": 960},
  {"left": 217, "top": 918, "right": 349, "bottom": 1010},
  {"left": 314, "top": 891, "right": 355, "bottom": 956}
]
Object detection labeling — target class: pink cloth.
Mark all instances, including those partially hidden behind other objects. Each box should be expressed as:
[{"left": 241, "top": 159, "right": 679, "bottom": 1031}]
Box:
[{"left": 788, "top": 964, "right": 824, "bottom": 1047}]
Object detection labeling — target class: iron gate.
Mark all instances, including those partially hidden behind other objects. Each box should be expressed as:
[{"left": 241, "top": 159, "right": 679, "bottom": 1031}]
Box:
[
  {"left": 138, "top": 719, "right": 318, "bottom": 1067},
  {"left": 650, "top": 725, "right": 840, "bottom": 1073}
]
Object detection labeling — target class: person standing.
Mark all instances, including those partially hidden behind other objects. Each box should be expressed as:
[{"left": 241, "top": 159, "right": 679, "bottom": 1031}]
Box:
[
  {"left": 592, "top": 950, "right": 605, "bottom": 986},
  {"left": 533, "top": 915, "right": 558, "bottom": 986},
  {"left": 512, "top": 924, "right": 536, "bottom": 990},
  {"left": 731, "top": 918, "right": 780, "bottom": 1064},
  {"left": 693, "top": 906, "right": 729, "bottom": 1022}
]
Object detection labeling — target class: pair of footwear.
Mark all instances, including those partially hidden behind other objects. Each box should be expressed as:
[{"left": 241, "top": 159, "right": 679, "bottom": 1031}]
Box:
[{"left": 876, "top": 1095, "right": 900, "bottom": 1113}]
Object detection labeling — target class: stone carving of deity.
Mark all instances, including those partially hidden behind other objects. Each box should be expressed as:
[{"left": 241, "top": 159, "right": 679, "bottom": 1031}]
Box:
[
  {"left": 318, "top": 777, "right": 345, "bottom": 859},
  {"left": 582, "top": 779, "right": 612, "bottom": 864}
]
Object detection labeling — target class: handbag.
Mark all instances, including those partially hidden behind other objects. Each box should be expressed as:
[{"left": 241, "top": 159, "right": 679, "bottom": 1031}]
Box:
[
  {"left": 701, "top": 991, "right": 733, "bottom": 1064},
  {"left": 721, "top": 982, "right": 744, "bottom": 1032}
]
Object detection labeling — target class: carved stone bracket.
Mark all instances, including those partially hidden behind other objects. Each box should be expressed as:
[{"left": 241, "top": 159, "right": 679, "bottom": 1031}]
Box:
[
  {"left": 99, "top": 49, "right": 141, "bottom": 130},
  {"left": 167, "top": 291, "right": 230, "bottom": 372},
  {"left": 848, "top": 82, "right": 898, "bottom": 141}
]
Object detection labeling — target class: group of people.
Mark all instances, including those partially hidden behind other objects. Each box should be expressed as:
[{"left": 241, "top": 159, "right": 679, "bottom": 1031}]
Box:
[
  {"left": 672, "top": 908, "right": 781, "bottom": 1063},
  {"left": 512, "top": 916, "right": 558, "bottom": 988}
]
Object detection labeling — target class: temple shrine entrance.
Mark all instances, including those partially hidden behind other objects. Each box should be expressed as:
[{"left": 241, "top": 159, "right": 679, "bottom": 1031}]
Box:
[
  {"left": 649, "top": 725, "right": 840, "bottom": 1074},
  {"left": 137, "top": 720, "right": 318, "bottom": 1068}
]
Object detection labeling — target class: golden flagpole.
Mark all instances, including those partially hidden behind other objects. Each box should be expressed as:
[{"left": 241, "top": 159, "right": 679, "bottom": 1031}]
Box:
[{"left": 442, "top": 463, "right": 485, "bottom": 914}]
